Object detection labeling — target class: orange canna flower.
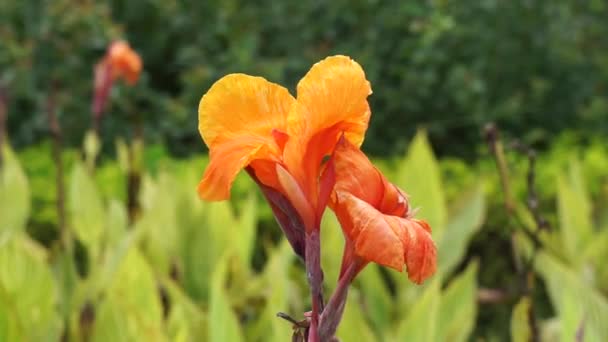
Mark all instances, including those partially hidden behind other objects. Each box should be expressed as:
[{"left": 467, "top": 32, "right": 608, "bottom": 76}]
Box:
[
  {"left": 330, "top": 138, "right": 436, "bottom": 284},
  {"left": 197, "top": 56, "right": 437, "bottom": 341},
  {"left": 197, "top": 56, "right": 371, "bottom": 235},
  {"left": 106, "top": 41, "right": 143, "bottom": 85},
  {"left": 92, "top": 40, "right": 142, "bottom": 118}
]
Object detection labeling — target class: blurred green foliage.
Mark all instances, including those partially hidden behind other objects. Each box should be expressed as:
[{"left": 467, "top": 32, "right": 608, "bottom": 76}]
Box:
[
  {"left": 2, "top": 131, "right": 608, "bottom": 340},
  {"left": 2, "top": 0, "right": 608, "bottom": 157}
]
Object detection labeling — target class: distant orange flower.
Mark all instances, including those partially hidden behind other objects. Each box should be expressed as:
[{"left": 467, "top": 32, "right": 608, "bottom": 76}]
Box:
[
  {"left": 92, "top": 40, "right": 142, "bottom": 118},
  {"left": 198, "top": 56, "right": 371, "bottom": 233},
  {"left": 330, "top": 138, "right": 436, "bottom": 284},
  {"left": 106, "top": 41, "right": 142, "bottom": 85}
]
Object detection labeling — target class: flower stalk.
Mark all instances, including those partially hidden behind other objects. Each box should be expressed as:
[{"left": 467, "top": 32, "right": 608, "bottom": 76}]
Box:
[
  {"left": 45, "top": 82, "right": 70, "bottom": 250},
  {"left": 318, "top": 257, "right": 360, "bottom": 340},
  {"left": 305, "top": 229, "right": 324, "bottom": 342}
]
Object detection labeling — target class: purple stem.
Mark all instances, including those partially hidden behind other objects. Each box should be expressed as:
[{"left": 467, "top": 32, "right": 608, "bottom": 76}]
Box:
[
  {"left": 306, "top": 230, "right": 324, "bottom": 342},
  {"left": 318, "top": 259, "right": 359, "bottom": 340}
]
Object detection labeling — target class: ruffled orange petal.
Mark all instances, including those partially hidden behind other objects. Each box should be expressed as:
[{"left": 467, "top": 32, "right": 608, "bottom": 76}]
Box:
[
  {"left": 288, "top": 55, "right": 372, "bottom": 145},
  {"left": 391, "top": 218, "right": 436, "bottom": 284},
  {"left": 333, "top": 192, "right": 404, "bottom": 270},
  {"left": 108, "top": 41, "right": 142, "bottom": 85},
  {"left": 283, "top": 56, "right": 372, "bottom": 206},
  {"left": 330, "top": 139, "right": 435, "bottom": 284},
  {"left": 198, "top": 74, "right": 295, "bottom": 200},
  {"left": 331, "top": 138, "right": 410, "bottom": 216},
  {"left": 333, "top": 191, "right": 436, "bottom": 284},
  {"left": 199, "top": 74, "right": 294, "bottom": 147},
  {"left": 198, "top": 138, "right": 267, "bottom": 200}
]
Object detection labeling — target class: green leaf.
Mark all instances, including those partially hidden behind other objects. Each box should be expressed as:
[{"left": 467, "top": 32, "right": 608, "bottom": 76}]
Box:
[
  {"left": 163, "top": 277, "right": 207, "bottom": 342},
  {"left": 0, "top": 144, "right": 30, "bottom": 239},
  {"left": 510, "top": 297, "right": 532, "bottom": 342},
  {"left": 83, "top": 130, "right": 101, "bottom": 171},
  {"left": 209, "top": 256, "right": 244, "bottom": 342},
  {"left": 179, "top": 194, "right": 211, "bottom": 302},
  {"left": 0, "top": 235, "right": 62, "bottom": 341},
  {"left": 233, "top": 193, "right": 258, "bottom": 267},
  {"left": 252, "top": 241, "right": 294, "bottom": 342},
  {"left": 51, "top": 250, "right": 80, "bottom": 319},
  {"left": 438, "top": 261, "right": 478, "bottom": 342},
  {"left": 68, "top": 160, "right": 105, "bottom": 262},
  {"left": 321, "top": 212, "right": 346, "bottom": 293},
  {"left": 395, "top": 279, "right": 440, "bottom": 341},
  {"left": 536, "top": 252, "right": 608, "bottom": 341},
  {"left": 115, "top": 138, "right": 129, "bottom": 174},
  {"left": 137, "top": 173, "right": 179, "bottom": 274},
  {"left": 357, "top": 265, "right": 392, "bottom": 335},
  {"left": 397, "top": 130, "right": 447, "bottom": 239},
  {"left": 583, "top": 230, "right": 608, "bottom": 291},
  {"left": 105, "top": 199, "right": 128, "bottom": 249},
  {"left": 91, "top": 228, "right": 140, "bottom": 298},
  {"left": 556, "top": 162, "right": 593, "bottom": 265},
  {"left": 91, "top": 247, "right": 165, "bottom": 342},
  {"left": 0, "top": 284, "right": 23, "bottom": 342},
  {"left": 437, "top": 185, "right": 485, "bottom": 277},
  {"left": 337, "top": 289, "right": 378, "bottom": 342}
]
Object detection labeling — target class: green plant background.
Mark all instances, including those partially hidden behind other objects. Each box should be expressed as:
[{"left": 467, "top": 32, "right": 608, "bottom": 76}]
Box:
[
  {"left": 2, "top": 0, "right": 608, "bottom": 341},
  {"left": 2, "top": 0, "right": 607, "bottom": 157},
  {"left": 2, "top": 130, "right": 608, "bottom": 341}
]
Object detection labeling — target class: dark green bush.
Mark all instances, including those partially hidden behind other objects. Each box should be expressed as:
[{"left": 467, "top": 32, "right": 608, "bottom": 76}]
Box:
[{"left": 2, "top": 0, "right": 607, "bottom": 157}]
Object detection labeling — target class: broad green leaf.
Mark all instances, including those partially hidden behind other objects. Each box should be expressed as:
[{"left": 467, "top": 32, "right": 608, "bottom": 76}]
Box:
[
  {"left": 115, "top": 138, "right": 129, "bottom": 174},
  {"left": 321, "top": 212, "right": 345, "bottom": 293},
  {"left": 206, "top": 200, "right": 239, "bottom": 259},
  {"left": 583, "top": 230, "right": 608, "bottom": 291},
  {"left": 357, "top": 264, "right": 392, "bottom": 335},
  {"left": 163, "top": 277, "right": 207, "bottom": 341},
  {"left": 437, "top": 185, "right": 485, "bottom": 277},
  {"left": 536, "top": 252, "right": 608, "bottom": 341},
  {"left": 0, "top": 285, "right": 23, "bottom": 341},
  {"left": 179, "top": 196, "right": 243, "bottom": 303},
  {"left": 233, "top": 193, "right": 258, "bottom": 267},
  {"left": 91, "top": 247, "right": 165, "bottom": 342},
  {"left": 137, "top": 173, "right": 179, "bottom": 274},
  {"left": 209, "top": 256, "right": 244, "bottom": 342},
  {"left": 510, "top": 297, "right": 532, "bottom": 342},
  {"left": 0, "top": 145, "right": 30, "bottom": 239},
  {"left": 83, "top": 130, "right": 101, "bottom": 171},
  {"left": 0, "top": 235, "right": 62, "bottom": 342},
  {"left": 540, "top": 318, "right": 560, "bottom": 342},
  {"left": 51, "top": 251, "right": 80, "bottom": 318},
  {"left": 557, "top": 166, "right": 593, "bottom": 265},
  {"left": 92, "top": 228, "right": 141, "bottom": 298},
  {"left": 438, "top": 261, "right": 478, "bottom": 342},
  {"left": 337, "top": 289, "right": 378, "bottom": 342},
  {"left": 105, "top": 199, "right": 128, "bottom": 249},
  {"left": 397, "top": 130, "right": 447, "bottom": 239},
  {"left": 395, "top": 278, "right": 440, "bottom": 341},
  {"left": 69, "top": 160, "right": 105, "bottom": 262},
  {"left": 251, "top": 241, "right": 294, "bottom": 342},
  {"left": 179, "top": 195, "right": 211, "bottom": 302}
]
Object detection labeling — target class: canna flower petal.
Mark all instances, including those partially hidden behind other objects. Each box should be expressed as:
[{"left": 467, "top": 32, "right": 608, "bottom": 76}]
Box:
[
  {"left": 198, "top": 74, "right": 295, "bottom": 200},
  {"left": 107, "top": 41, "right": 142, "bottom": 85},
  {"left": 283, "top": 56, "right": 372, "bottom": 208},
  {"left": 330, "top": 139, "right": 437, "bottom": 284},
  {"left": 333, "top": 191, "right": 404, "bottom": 270},
  {"left": 197, "top": 137, "right": 266, "bottom": 200},
  {"left": 289, "top": 55, "right": 372, "bottom": 145}
]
